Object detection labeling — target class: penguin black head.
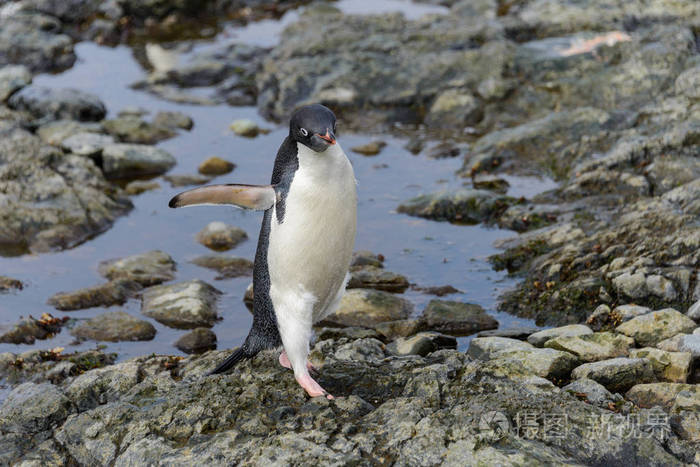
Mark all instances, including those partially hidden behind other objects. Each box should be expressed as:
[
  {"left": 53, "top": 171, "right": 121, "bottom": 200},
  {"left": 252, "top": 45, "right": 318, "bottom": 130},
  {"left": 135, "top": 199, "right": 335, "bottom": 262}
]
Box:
[{"left": 289, "top": 104, "right": 337, "bottom": 153}]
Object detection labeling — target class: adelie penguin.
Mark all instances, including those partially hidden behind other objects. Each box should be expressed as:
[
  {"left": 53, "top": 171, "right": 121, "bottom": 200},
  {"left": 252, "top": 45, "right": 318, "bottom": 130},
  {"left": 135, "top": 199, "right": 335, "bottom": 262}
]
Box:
[{"left": 169, "top": 104, "right": 356, "bottom": 399}]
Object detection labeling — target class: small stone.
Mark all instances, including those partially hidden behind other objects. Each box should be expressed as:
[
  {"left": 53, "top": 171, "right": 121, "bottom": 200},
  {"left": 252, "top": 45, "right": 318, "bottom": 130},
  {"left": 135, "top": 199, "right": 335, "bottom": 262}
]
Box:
[
  {"left": 36, "top": 119, "right": 104, "bottom": 146},
  {"left": 102, "top": 115, "right": 176, "bottom": 144},
  {"left": 153, "top": 111, "right": 193, "bottom": 130},
  {"left": 198, "top": 157, "right": 236, "bottom": 176},
  {"left": 570, "top": 358, "right": 655, "bottom": 393},
  {"left": 243, "top": 282, "right": 253, "bottom": 310},
  {"left": 321, "top": 289, "right": 413, "bottom": 328},
  {"left": 230, "top": 119, "right": 261, "bottom": 137},
  {"left": 347, "top": 266, "right": 409, "bottom": 293},
  {"left": 421, "top": 300, "right": 497, "bottom": 336},
  {"left": 190, "top": 256, "right": 254, "bottom": 279},
  {"left": 61, "top": 132, "right": 115, "bottom": 156},
  {"left": 98, "top": 250, "right": 176, "bottom": 286},
  {"left": 543, "top": 332, "right": 634, "bottom": 362},
  {"left": 196, "top": 221, "right": 247, "bottom": 251},
  {"left": 47, "top": 279, "right": 142, "bottom": 311},
  {"left": 101, "top": 144, "right": 176, "bottom": 179},
  {"left": 141, "top": 279, "right": 222, "bottom": 329},
  {"left": 426, "top": 142, "right": 461, "bottom": 159},
  {"left": 612, "top": 272, "right": 648, "bottom": 299},
  {"left": 350, "top": 250, "right": 384, "bottom": 269},
  {"left": 616, "top": 308, "right": 697, "bottom": 346},
  {"left": 0, "top": 275, "right": 23, "bottom": 292},
  {"left": 374, "top": 319, "right": 426, "bottom": 339},
  {"left": 626, "top": 383, "right": 699, "bottom": 409},
  {"left": 472, "top": 175, "right": 510, "bottom": 194},
  {"left": 124, "top": 180, "right": 161, "bottom": 195},
  {"left": 611, "top": 304, "right": 652, "bottom": 322},
  {"left": 351, "top": 141, "right": 386, "bottom": 156},
  {"left": 687, "top": 300, "right": 700, "bottom": 321},
  {"left": 411, "top": 285, "right": 461, "bottom": 296},
  {"left": 386, "top": 332, "right": 456, "bottom": 357},
  {"left": 466, "top": 337, "right": 535, "bottom": 360},
  {"left": 0, "top": 383, "right": 71, "bottom": 434},
  {"left": 71, "top": 311, "right": 156, "bottom": 342},
  {"left": 629, "top": 348, "right": 692, "bottom": 383},
  {"left": 0, "top": 315, "right": 66, "bottom": 344},
  {"left": 0, "top": 65, "right": 32, "bottom": 102},
  {"left": 163, "top": 174, "right": 211, "bottom": 187},
  {"left": 586, "top": 304, "right": 611, "bottom": 331},
  {"left": 117, "top": 107, "right": 149, "bottom": 117},
  {"left": 563, "top": 378, "right": 615, "bottom": 407},
  {"left": 527, "top": 324, "right": 593, "bottom": 347},
  {"left": 175, "top": 328, "right": 217, "bottom": 354},
  {"left": 8, "top": 85, "right": 106, "bottom": 121}
]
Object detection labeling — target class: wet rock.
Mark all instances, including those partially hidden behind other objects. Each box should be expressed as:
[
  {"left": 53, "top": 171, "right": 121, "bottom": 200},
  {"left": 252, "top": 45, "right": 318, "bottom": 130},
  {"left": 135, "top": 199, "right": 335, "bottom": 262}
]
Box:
[
  {"left": 315, "top": 327, "right": 380, "bottom": 342},
  {"left": 195, "top": 221, "right": 247, "bottom": 251},
  {"left": 350, "top": 250, "right": 384, "bottom": 269},
  {"left": 230, "top": 119, "right": 261, "bottom": 137},
  {"left": 124, "top": 180, "right": 161, "bottom": 195},
  {"left": 544, "top": 332, "right": 635, "bottom": 362},
  {"left": 0, "top": 275, "right": 23, "bottom": 292},
  {"left": 472, "top": 175, "right": 510, "bottom": 194},
  {"left": 71, "top": 311, "right": 156, "bottom": 342},
  {"left": 198, "top": 157, "right": 235, "bottom": 176},
  {"left": 101, "top": 143, "right": 176, "bottom": 179},
  {"left": 626, "top": 383, "right": 699, "bottom": 410},
  {"left": 466, "top": 337, "right": 535, "bottom": 360},
  {"left": 321, "top": 289, "right": 413, "bottom": 328},
  {"left": 386, "top": 332, "right": 456, "bottom": 357},
  {"left": 61, "top": 132, "right": 115, "bottom": 156},
  {"left": 103, "top": 115, "right": 176, "bottom": 144},
  {"left": 351, "top": 141, "right": 386, "bottom": 156},
  {"left": 421, "top": 299, "right": 497, "bottom": 336},
  {"left": 331, "top": 338, "right": 387, "bottom": 363},
  {"left": 347, "top": 266, "right": 409, "bottom": 293},
  {"left": 8, "top": 85, "right": 106, "bottom": 121},
  {"left": 397, "top": 189, "right": 514, "bottom": 224},
  {"left": 64, "top": 360, "right": 140, "bottom": 413},
  {"left": 426, "top": 142, "right": 463, "bottom": 160},
  {"left": 374, "top": 319, "right": 426, "bottom": 339},
  {"left": 163, "top": 174, "right": 211, "bottom": 187},
  {"left": 243, "top": 282, "right": 254, "bottom": 310},
  {"left": 0, "top": 314, "right": 66, "bottom": 344},
  {"left": 425, "top": 89, "right": 482, "bottom": 128},
  {"left": 657, "top": 334, "right": 700, "bottom": 360},
  {"left": 411, "top": 284, "right": 461, "bottom": 296},
  {"left": 153, "top": 110, "right": 193, "bottom": 130},
  {"left": 0, "top": 65, "right": 31, "bottom": 102},
  {"left": 141, "top": 279, "right": 222, "bottom": 329},
  {"left": 175, "top": 328, "right": 217, "bottom": 354},
  {"left": 527, "top": 324, "right": 593, "bottom": 347},
  {"left": 36, "top": 119, "right": 104, "bottom": 145},
  {"left": 0, "top": 383, "right": 71, "bottom": 434},
  {"left": 0, "top": 349, "right": 115, "bottom": 388},
  {"left": 98, "top": 250, "right": 176, "bottom": 286},
  {"left": 629, "top": 348, "right": 692, "bottom": 383},
  {"left": 190, "top": 255, "right": 254, "bottom": 279},
  {"left": 476, "top": 327, "right": 540, "bottom": 339},
  {"left": 483, "top": 347, "right": 580, "bottom": 380},
  {"left": 563, "top": 378, "right": 615, "bottom": 408},
  {"left": 687, "top": 300, "right": 700, "bottom": 321},
  {"left": 616, "top": 308, "right": 696, "bottom": 346},
  {"left": 571, "top": 358, "right": 656, "bottom": 393},
  {"left": 47, "top": 279, "right": 142, "bottom": 311}
]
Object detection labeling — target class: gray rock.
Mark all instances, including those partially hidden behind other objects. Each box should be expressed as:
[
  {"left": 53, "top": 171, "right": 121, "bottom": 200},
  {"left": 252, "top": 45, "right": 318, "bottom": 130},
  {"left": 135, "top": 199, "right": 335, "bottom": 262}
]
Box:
[
  {"left": 674, "top": 65, "right": 700, "bottom": 100},
  {"left": 195, "top": 221, "right": 247, "bottom": 251},
  {"left": 0, "top": 275, "right": 23, "bottom": 292},
  {"left": 347, "top": 266, "right": 409, "bottom": 293},
  {"left": 0, "top": 383, "right": 71, "bottom": 433},
  {"left": 527, "top": 324, "right": 593, "bottom": 347},
  {"left": 350, "top": 250, "right": 384, "bottom": 269},
  {"left": 8, "top": 85, "right": 106, "bottom": 121},
  {"left": 47, "top": 279, "right": 142, "bottom": 311},
  {"left": 197, "top": 157, "right": 235, "bottom": 176},
  {"left": 141, "top": 279, "right": 222, "bottom": 329},
  {"left": 175, "top": 328, "right": 217, "bottom": 354},
  {"left": 102, "top": 115, "right": 176, "bottom": 144},
  {"left": 656, "top": 334, "right": 700, "bottom": 360},
  {"left": 374, "top": 319, "right": 426, "bottom": 339},
  {"left": 98, "top": 250, "right": 176, "bottom": 286},
  {"left": 425, "top": 89, "right": 482, "bottom": 128},
  {"left": 0, "top": 314, "right": 66, "bottom": 344},
  {"left": 321, "top": 289, "right": 413, "bottom": 328},
  {"left": 190, "top": 255, "right": 254, "bottom": 279},
  {"left": 101, "top": 143, "right": 176, "bottom": 179},
  {"left": 687, "top": 300, "right": 700, "bottom": 321},
  {"left": 350, "top": 141, "right": 386, "bottom": 156},
  {"left": 421, "top": 299, "right": 497, "bottom": 336},
  {"left": 616, "top": 308, "right": 697, "bottom": 346},
  {"left": 476, "top": 327, "right": 540, "bottom": 339},
  {"left": 124, "top": 180, "right": 161, "bottom": 195},
  {"left": 386, "top": 332, "right": 457, "bottom": 357},
  {"left": 36, "top": 119, "right": 104, "bottom": 145},
  {"left": 612, "top": 272, "right": 648, "bottom": 300},
  {"left": 64, "top": 361, "right": 140, "bottom": 412},
  {"left": 0, "top": 12, "right": 75, "bottom": 72},
  {"left": 397, "top": 189, "right": 514, "bottom": 224},
  {"left": 629, "top": 348, "right": 692, "bottom": 383},
  {"left": 626, "top": 383, "right": 699, "bottom": 410},
  {"left": 153, "top": 110, "right": 193, "bottom": 130},
  {"left": 466, "top": 336, "right": 535, "bottom": 360},
  {"left": 163, "top": 174, "right": 211, "bottom": 187},
  {"left": 563, "top": 378, "right": 615, "bottom": 407},
  {"left": 571, "top": 358, "right": 656, "bottom": 393},
  {"left": 543, "top": 332, "right": 635, "bottom": 362},
  {"left": 612, "top": 304, "right": 652, "bottom": 322},
  {"left": 0, "top": 65, "right": 31, "bottom": 102},
  {"left": 487, "top": 347, "right": 580, "bottom": 380},
  {"left": 61, "top": 132, "right": 115, "bottom": 156},
  {"left": 646, "top": 275, "right": 678, "bottom": 301},
  {"left": 230, "top": 119, "right": 262, "bottom": 137},
  {"left": 71, "top": 311, "right": 156, "bottom": 342}
]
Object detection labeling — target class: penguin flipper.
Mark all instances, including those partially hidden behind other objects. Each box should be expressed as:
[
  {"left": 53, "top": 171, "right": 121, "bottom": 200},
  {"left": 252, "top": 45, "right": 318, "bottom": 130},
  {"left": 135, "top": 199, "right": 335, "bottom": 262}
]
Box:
[
  {"left": 209, "top": 347, "right": 248, "bottom": 375},
  {"left": 169, "top": 184, "right": 277, "bottom": 210}
]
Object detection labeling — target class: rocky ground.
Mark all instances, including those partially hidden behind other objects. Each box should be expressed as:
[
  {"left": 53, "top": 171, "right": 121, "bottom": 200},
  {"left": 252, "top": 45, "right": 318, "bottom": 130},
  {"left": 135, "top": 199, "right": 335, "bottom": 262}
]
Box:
[{"left": 0, "top": 0, "right": 699, "bottom": 464}]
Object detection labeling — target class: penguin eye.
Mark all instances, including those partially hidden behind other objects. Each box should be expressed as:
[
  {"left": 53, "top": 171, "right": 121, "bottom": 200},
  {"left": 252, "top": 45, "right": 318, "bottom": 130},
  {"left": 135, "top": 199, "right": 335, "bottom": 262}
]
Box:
[{"left": 299, "top": 128, "right": 308, "bottom": 137}]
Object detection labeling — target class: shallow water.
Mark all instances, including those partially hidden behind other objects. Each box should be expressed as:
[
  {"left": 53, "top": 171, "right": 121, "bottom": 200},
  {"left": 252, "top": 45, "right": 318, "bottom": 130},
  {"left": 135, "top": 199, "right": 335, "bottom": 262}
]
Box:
[{"left": 0, "top": 1, "right": 554, "bottom": 365}]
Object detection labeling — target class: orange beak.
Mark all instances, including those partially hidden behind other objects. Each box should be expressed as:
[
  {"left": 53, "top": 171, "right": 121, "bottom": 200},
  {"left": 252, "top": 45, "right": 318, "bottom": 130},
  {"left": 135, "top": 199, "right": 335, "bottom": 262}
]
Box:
[{"left": 315, "top": 129, "right": 336, "bottom": 145}]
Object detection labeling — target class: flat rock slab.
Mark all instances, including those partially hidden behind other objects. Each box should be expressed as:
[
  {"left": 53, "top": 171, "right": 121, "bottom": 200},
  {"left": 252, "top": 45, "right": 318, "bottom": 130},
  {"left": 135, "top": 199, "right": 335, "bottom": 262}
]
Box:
[
  {"left": 101, "top": 144, "right": 176, "bottom": 179},
  {"left": 543, "top": 332, "right": 634, "bottom": 362},
  {"left": 102, "top": 116, "right": 176, "bottom": 144},
  {"left": 141, "top": 280, "right": 222, "bottom": 329},
  {"left": 467, "top": 336, "right": 535, "bottom": 360},
  {"left": 527, "top": 324, "right": 592, "bottom": 347},
  {"left": 421, "top": 299, "right": 497, "bottom": 336},
  {"left": 626, "top": 383, "right": 700, "bottom": 409},
  {"left": 386, "top": 332, "right": 456, "bottom": 357},
  {"left": 616, "top": 308, "right": 696, "bottom": 346},
  {"left": 175, "top": 328, "right": 217, "bottom": 354},
  {"left": 190, "top": 255, "right": 254, "bottom": 279},
  {"left": 571, "top": 358, "right": 656, "bottom": 393},
  {"left": 397, "top": 189, "right": 514, "bottom": 224},
  {"left": 0, "top": 383, "right": 72, "bottom": 434},
  {"left": 629, "top": 348, "right": 692, "bottom": 383},
  {"left": 47, "top": 279, "right": 142, "bottom": 311},
  {"left": 195, "top": 221, "right": 247, "bottom": 251},
  {"left": 98, "top": 250, "right": 176, "bottom": 286},
  {"left": 347, "top": 266, "right": 409, "bottom": 293},
  {"left": 8, "top": 85, "right": 105, "bottom": 121},
  {"left": 71, "top": 311, "right": 156, "bottom": 342},
  {"left": 321, "top": 288, "right": 413, "bottom": 328}
]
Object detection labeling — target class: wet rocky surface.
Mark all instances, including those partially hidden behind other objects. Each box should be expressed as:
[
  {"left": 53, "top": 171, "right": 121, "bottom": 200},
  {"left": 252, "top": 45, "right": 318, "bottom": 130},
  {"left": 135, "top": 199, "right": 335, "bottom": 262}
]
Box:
[{"left": 70, "top": 311, "right": 157, "bottom": 342}]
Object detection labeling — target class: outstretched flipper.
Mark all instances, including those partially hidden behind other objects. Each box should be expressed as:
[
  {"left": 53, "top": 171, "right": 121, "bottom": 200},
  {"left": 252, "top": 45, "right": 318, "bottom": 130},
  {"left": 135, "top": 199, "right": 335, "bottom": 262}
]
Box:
[{"left": 168, "top": 184, "right": 277, "bottom": 210}]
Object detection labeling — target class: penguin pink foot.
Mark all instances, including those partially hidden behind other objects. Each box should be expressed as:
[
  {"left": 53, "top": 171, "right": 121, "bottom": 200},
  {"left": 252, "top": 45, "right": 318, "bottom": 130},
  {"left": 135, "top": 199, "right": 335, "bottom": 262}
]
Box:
[
  {"left": 279, "top": 351, "right": 317, "bottom": 373},
  {"left": 296, "top": 372, "right": 334, "bottom": 400}
]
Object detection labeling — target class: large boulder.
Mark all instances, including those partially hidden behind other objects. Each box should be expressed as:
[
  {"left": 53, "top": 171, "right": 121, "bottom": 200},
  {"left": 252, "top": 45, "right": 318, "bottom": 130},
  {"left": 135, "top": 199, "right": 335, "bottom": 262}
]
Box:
[
  {"left": 616, "top": 309, "right": 697, "bottom": 346},
  {"left": 570, "top": 358, "right": 656, "bottom": 393},
  {"left": 8, "top": 85, "right": 106, "bottom": 121},
  {"left": 141, "top": 280, "right": 222, "bottom": 329}
]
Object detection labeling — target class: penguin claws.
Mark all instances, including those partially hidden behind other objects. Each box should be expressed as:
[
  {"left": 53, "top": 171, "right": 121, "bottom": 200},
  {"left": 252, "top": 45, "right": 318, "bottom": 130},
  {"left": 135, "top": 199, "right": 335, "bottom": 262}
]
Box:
[{"left": 279, "top": 351, "right": 318, "bottom": 375}]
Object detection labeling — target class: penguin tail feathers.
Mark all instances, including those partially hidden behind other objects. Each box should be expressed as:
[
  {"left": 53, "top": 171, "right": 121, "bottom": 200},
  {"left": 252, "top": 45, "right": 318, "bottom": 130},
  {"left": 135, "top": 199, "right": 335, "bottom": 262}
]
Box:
[
  {"left": 169, "top": 184, "right": 277, "bottom": 211},
  {"left": 209, "top": 347, "right": 250, "bottom": 375}
]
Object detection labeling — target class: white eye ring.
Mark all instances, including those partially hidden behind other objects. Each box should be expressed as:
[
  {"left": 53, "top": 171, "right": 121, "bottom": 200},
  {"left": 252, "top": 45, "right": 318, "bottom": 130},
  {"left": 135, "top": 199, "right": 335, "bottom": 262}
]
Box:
[{"left": 300, "top": 128, "right": 308, "bottom": 137}]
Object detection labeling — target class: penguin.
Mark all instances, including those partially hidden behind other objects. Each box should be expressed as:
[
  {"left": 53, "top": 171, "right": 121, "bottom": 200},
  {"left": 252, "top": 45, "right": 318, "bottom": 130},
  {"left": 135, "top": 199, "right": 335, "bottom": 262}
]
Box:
[{"left": 169, "top": 104, "right": 356, "bottom": 399}]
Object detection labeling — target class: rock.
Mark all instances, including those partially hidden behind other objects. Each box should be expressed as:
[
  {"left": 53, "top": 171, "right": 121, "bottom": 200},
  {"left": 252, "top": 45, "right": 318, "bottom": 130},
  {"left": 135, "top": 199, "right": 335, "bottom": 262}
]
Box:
[
  {"left": 61, "top": 132, "right": 115, "bottom": 156},
  {"left": 328, "top": 338, "right": 387, "bottom": 364},
  {"left": 190, "top": 255, "right": 254, "bottom": 279},
  {"left": 124, "top": 180, "right": 160, "bottom": 195},
  {"left": 174, "top": 328, "right": 217, "bottom": 354},
  {"left": 616, "top": 309, "right": 697, "bottom": 346},
  {"left": 230, "top": 119, "right": 261, "bottom": 137},
  {"left": 36, "top": 119, "right": 103, "bottom": 145},
  {"left": 47, "top": 279, "right": 142, "bottom": 311},
  {"left": 315, "top": 327, "right": 380, "bottom": 342},
  {"left": 98, "top": 250, "right": 176, "bottom": 286},
  {"left": 351, "top": 141, "right": 386, "bottom": 156},
  {"left": 421, "top": 300, "right": 497, "bottom": 336},
  {"left": 397, "top": 189, "right": 514, "bottom": 224},
  {"left": 466, "top": 337, "right": 535, "bottom": 360},
  {"left": 141, "top": 279, "right": 222, "bottom": 329},
  {"left": 374, "top": 319, "right": 426, "bottom": 339},
  {"left": 163, "top": 174, "right": 211, "bottom": 187},
  {"left": 476, "top": 327, "right": 540, "bottom": 339},
  {"left": 71, "top": 311, "right": 156, "bottom": 342},
  {"left": 153, "top": 111, "right": 193, "bottom": 130},
  {"left": 544, "top": 332, "right": 634, "bottom": 362},
  {"left": 626, "top": 383, "right": 699, "bottom": 410},
  {"left": 411, "top": 285, "right": 461, "bottom": 296},
  {"left": 585, "top": 304, "right": 612, "bottom": 331},
  {"left": 612, "top": 272, "right": 648, "bottom": 300},
  {"left": 687, "top": 300, "right": 700, "bottom": 321},
  {"left": 102, "top": 115, "right": 176, "bottom": 144},
  {"left": 425, "top": 89, "right": 482, "bottom": 128},
  {"left": 0, "top": 275, "right": 23, "bottom": 292},
  {"left": 674, "top": 65, "right": 700, "bottom": 100},
  {"left": 198, "top": 157, "right": 235, "bottom": 176},
  {"left": 0, "top": 383, "right": 71, "bottom": 434},
  {"left": 0, "top": 314, "right": 66, "bottom": 344},
  {"left": 571, "top": 358, "right": 656, "bottom": 393},
  {"left": 486, "top": 347, "right": 580, "bottom": 380},
  {"left": 101, "top": 143, "right": 176, "bottom": 179},
  {"left": 527, "top": 324, "right": 593, "bottom": 347},
  {"left": 646, "top": 275, "right": 677, "bottom": 301},
  {"left": 0, "top": 65, "right": 31, "bottom": 102},
  {"left": 347, "top": 266, "right": 409, "bottom": 293},
  {"left": 8, "top": 85, "right": 106, "bottom": 121},
  {"left": 350, "top": 250, "right": 384, "bottom": 269},
  {"left": 64, "top": 361, "right": 140, "bottom": 413},
  {"left": 670, "top": 390, "right": 700, "bottom": 442},
  {"left": 611, "top": 304, "right": 652, "bottom": 322},
  {"left": 321, "top": 289, "right": 413, "bottom": 328},
  {"left": 386, "top": 332, "right": 456, "bottom": 357},
  {"left": 243, "top": 282, "right": 254, "bottom": 310},
  {"left": 563, "top": 378, "right": 615, "bottom": 408},
  {"left": 629, "top": 348, "right": 692, "bottom": 383},
  {"left": 195, "top": 221, "right": 247, "bottom": 251},
  {"left": 656, "top": 334, "right": 700, "bottom": 360},
  {"left": 472, "top": 175, "right": 510, "bottom": 193}
]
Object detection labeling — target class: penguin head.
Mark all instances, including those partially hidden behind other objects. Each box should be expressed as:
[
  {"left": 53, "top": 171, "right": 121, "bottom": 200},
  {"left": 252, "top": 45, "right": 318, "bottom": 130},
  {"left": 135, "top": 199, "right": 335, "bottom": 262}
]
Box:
[{"left": 289, "top": 104, "right": 337, "bottom": 153}]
